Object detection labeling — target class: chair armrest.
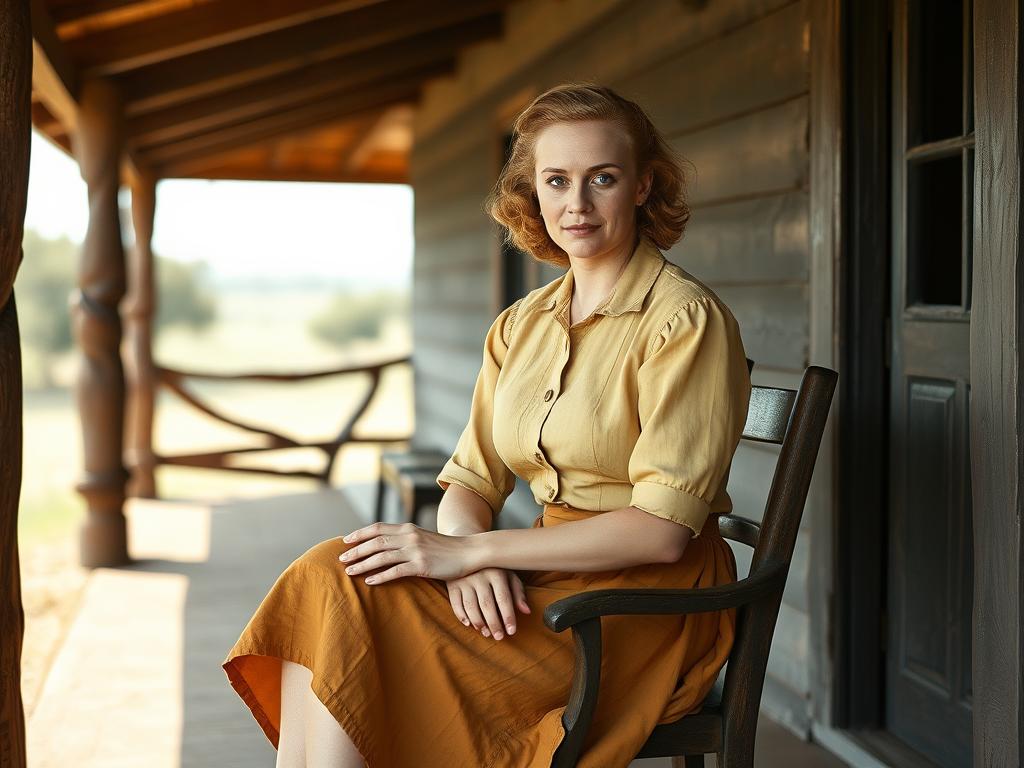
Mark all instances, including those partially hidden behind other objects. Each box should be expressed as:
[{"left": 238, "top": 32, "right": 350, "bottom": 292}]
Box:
[
  {"left": 544, "top": 563, "right": 788, "bottom": 767},
  {"left": 543, "top": 562, "right": 787, "bottom": 633}
]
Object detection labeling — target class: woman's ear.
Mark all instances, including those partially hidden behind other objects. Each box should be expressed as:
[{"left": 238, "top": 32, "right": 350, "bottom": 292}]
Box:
[{"left": 637, "top": 168, "right": 654, "bottom": 205}]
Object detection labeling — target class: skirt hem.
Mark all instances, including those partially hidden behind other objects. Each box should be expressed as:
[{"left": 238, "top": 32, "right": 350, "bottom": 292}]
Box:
[{"left": 223, "top": 640, "right": 570, "bottom": 768}]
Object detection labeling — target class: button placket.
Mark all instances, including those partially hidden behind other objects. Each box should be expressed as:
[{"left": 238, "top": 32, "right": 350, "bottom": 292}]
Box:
[{"left": 535, "top": 327, "right": 572, "bottom": 503}]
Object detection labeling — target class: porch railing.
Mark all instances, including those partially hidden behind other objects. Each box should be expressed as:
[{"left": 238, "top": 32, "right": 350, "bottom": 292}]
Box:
[{"left": 130, "top": 354, "right": 412, "bottom": 493}]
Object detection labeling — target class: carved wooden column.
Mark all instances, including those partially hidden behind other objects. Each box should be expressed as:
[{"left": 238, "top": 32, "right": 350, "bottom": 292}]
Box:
[
  {"left": 125, "top": 169, "right": 158, "bottom": 498},
  {"left": 0, "top": 1, "right": 31, "bottom": 764},
  {"left": 71, "top": 77, "right": 131, "bottom": 567}
]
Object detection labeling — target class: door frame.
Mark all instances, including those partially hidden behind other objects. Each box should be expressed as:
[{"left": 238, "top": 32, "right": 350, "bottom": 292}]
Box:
[
  {"left": 969, "top": 0, "right": 1023, "bottom": 765},
  {"left": 835, "top": 0, "right": 891, "bottom": 735}
]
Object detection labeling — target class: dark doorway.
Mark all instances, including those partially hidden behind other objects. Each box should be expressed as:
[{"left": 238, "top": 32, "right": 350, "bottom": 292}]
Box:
[{"left": 838, "top": 1, "right": 974, "bottom": 766}]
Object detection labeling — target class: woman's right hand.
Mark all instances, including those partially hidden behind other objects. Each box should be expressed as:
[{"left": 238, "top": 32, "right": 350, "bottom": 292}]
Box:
[{"left": 446, "top": 567, "right": 530, "bottom": 641}]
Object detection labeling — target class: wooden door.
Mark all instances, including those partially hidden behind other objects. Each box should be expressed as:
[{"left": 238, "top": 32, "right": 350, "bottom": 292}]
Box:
[{"left": 887, "top": 1, "right": 974, "bottom": 765}]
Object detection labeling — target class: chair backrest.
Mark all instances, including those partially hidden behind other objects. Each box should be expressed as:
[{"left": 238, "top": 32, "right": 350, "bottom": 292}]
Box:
[{"left": 716, "top": 365, "right": 837, "bottom": 746}]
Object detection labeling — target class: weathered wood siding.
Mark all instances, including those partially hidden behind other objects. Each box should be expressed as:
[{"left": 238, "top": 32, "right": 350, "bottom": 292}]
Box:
[{"left": 411, "top": 0, "right": 820, "bottom": 734}]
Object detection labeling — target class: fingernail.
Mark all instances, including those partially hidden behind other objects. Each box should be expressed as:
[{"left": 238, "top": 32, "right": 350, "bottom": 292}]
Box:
[
  {"left": 481, "top": 628, "right": 490, "bottom": 637},
  {"left": 506, "top": 624, "right": 515, "bottom": 635},
  {"left": 494, "top": 631, "right": 504, "bottom": 640},
  {"left": 343, "top": 534, "right": 351, "bottom": 542},
  {"left": 462, "top": 619, "right": 470, "bottom": 626}
]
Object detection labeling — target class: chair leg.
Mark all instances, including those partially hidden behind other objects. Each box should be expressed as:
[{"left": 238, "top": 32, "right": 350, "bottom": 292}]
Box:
[{"left": 373, "top": 471, "right": 387, "bottom": 523}]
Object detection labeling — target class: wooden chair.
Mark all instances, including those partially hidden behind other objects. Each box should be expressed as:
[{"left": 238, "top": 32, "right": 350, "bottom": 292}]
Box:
[{"left": 544, "top": 364, "right": 838, "bottom": 767}]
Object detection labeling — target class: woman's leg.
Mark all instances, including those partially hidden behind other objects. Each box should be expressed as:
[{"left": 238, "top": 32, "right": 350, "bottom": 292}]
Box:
[
  {"left": 276, "top": 660, "right": 309, "bottom": 768},
  {"left": 276, "top": 659, "right": 366, "bottom": 768}
]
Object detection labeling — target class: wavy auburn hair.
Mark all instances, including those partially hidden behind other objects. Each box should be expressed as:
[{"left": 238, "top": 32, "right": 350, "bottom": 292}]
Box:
[{"left": 485, "top": 82, "right": 692, "bottom": 269}]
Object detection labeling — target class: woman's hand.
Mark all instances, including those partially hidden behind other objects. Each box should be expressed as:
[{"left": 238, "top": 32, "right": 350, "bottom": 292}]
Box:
[
  {"left": 339, "top": 522, "right": 480, "bottom": 584},
  {"left": 447, "top": 567, "right": 530, "bottom": 641}
]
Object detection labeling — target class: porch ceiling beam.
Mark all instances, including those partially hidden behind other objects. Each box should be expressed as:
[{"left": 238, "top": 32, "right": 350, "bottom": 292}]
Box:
[
  {"left": 66, "top": 0, "right": 387, "bottom": 77},
  {"left": 336, "top": 110, "right": 394, "bottom": 175},
  {"left": 116, "top": 0, "right": 510, "bottom": 116},
  {"left": 341, "top": 105, "right": 412, "bottom": 174},
  {"left": 125, "top": 15, "right": 500, "bottom": 149},
  {"left": 47, "top": 0, "right": 163, "bottom": 26},
  {"left": 142, "top": 65, "right": 445, "bottom": 170},
  {"left": 160, "top": 158, "right": 408, "bottom": 184},
  {"left": 30, "top": 0, "right": 80, "bottom": 133}
]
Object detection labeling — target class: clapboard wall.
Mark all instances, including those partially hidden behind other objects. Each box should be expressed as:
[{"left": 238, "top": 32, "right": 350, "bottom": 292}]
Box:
[{"left": 410, "top": 0, "right": 824, "bottom": 736}]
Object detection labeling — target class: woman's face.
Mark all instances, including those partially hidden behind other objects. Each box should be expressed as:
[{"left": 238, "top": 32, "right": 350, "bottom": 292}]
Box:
[{"left": 533, "top": 119, "right": 653, "bottom": 265}]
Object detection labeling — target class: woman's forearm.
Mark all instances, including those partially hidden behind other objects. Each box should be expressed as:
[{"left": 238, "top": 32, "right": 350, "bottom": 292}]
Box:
[
  {"left": 436, "top": 483, "right": 494, "bottom": 536},
  {"left": 469, "top": 506, "right": 690, "bottom": 572}
]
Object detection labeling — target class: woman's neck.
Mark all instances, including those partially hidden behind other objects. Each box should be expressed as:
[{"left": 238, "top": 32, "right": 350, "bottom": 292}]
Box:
[{"left": 568, "top": 234, "right": 638, "bottom": 318}]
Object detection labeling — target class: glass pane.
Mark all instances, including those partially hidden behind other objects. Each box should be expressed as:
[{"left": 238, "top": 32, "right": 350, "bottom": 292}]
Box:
[
  {"left": 907, "top": 155, "right": 962, "bottom": 306},
  {"left": 908, "top": 0, "right": 964, "bottom": 145}
]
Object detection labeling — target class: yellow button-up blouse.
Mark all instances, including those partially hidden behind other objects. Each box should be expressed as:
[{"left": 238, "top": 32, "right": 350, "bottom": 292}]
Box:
[{"left": 435, "top": 235, "right": 752, "bottom": 537}]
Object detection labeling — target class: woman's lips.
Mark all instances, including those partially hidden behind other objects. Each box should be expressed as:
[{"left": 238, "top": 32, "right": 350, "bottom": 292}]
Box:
[{"left": 564, "top": 224, "right": 599, "bottom": 236}]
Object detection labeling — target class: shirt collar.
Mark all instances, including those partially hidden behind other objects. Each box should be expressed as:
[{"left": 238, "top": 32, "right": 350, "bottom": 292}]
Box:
[{"left": 541, "top": 235, "right": 666, "bottom": 320}]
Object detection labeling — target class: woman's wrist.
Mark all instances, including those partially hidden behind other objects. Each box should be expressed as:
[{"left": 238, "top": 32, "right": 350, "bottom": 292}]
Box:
[{"left": 462, "top": 530, "right": 494, "bottom": 574}]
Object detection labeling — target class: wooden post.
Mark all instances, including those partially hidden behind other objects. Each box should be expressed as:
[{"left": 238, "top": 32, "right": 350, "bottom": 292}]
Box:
[
  {"left": 71, "top": 76, "right": 131, "bottom": 567},
  {"left": 0, "top": 1, "right": 31, "bottom": 764},
  {"left": 125, "top": 168, "right": 158, "bottom": 499}
]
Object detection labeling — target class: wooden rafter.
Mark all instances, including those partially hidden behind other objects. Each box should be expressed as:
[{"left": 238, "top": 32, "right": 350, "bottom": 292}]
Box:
[
  {"left": 48, "top": 0, "right": 181, "bottom": 27},
  {"left": 340, "top": 105, "right": 413, "bottom": 175},
  {"left": 115, "top": 0, "right": 509, "bottom": 115},
  {"left": 66, "top": 0, "right": 388, "bottom": 76},
  {"left": 125, "top": 15, "right": 500, "bottom": 149},
  {"left": 30, "top": 0, "right": 80, "bottom": 132},
  {"left": 142, "top": 65, "right": 446, "bottom": 169}
]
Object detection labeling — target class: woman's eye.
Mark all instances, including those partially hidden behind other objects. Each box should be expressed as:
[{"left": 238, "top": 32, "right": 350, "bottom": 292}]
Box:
[
  {"left": 592, "top": 173, "right": 615, "bottom": 185},
  {"left": 546, "top": 176, "right": 567, "bottom": 187}
]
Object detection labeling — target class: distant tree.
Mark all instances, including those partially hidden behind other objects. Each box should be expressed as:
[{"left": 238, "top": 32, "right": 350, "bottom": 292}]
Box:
[
  {"left": 155, "top": 257, "right": 216, "bottom": 331},
  {"left": 309, "top": 289, "right": 409, "bottom": 348},
  {"left": 17, "top": 229, "right": 217, "bottom": 380},
  {"left": 16, "top": 230, "right": 77, "bottom": 357}
]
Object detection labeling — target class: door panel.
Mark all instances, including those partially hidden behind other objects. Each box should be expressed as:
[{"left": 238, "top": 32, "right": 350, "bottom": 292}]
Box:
[{"left": 887, "top": 1, "right": 974, "bottom": 765}]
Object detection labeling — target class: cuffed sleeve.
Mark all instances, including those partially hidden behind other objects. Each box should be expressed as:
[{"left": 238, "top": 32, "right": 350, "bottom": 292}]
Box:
[
  {"left": 627, "top": 297, "right": 751, "bottom": 538},
  {"left": 435, "top": 299, "right": 523, "bottom": 518}
]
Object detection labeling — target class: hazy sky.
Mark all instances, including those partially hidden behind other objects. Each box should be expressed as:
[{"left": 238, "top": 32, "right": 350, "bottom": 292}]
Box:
[{"left": 24, "top": 130, "right": 414, "bottom": 287}]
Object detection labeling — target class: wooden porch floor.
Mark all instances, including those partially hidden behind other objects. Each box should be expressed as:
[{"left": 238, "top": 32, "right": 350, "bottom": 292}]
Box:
[{"left": 25, "top": 484, "right": 846, "bottom": 767}]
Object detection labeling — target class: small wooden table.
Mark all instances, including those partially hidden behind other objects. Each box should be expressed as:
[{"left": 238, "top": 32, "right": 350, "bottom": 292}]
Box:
[{"left": 374, "top": 448, "right": 450, "bottom": 527}]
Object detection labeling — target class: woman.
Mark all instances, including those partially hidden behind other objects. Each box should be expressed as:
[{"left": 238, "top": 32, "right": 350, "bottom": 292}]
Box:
[{"left": 223, "top": 82, "right": 752, "bottom": 768}]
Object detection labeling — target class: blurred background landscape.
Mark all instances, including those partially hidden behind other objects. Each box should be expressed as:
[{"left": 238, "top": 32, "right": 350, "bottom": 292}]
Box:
[{"left": 18, "top": 129, "right": 414, "bottom": 716}]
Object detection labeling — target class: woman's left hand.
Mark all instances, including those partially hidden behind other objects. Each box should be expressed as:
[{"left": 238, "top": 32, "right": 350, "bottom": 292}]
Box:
[{"left": 339, "top": 522, "right": 481, "bottom": 585}]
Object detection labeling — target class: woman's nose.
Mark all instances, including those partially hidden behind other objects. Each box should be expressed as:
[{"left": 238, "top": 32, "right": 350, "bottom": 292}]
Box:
[{"left": 567, "top": 186, "right": 592, "bottom": 214}]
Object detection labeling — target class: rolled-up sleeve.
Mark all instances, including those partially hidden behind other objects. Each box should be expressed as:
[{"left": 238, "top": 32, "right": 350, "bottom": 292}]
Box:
[
  {"left": 435, "top": 299, "right": 522, "bottom": 517},
  {"left": 628, "top": 297, "right": 751, "bottom": 538}
]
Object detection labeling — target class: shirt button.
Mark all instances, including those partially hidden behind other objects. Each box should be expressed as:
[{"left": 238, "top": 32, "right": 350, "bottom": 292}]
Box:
[
  {"left": 546, "top": 486, "right": 556, "bottom": 499},
  {"left": 543, "top": 389, "right": 554, "bottom": 401},
  {"left": 534, "top": 451, "right": 543, "bottom": 462}
]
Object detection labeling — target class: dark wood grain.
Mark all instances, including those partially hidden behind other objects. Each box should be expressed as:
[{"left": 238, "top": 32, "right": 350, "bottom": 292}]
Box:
[
  {"left": 972, "top": 0, "right": 1022, "bottom": 764},
  {"left": 0, "top": 0, "right": 30, "bottom": 764}
]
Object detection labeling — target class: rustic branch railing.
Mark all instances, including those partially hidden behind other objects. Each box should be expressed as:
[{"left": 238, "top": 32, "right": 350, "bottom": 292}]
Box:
[{"left": 151, "top": 353, "right": 413, "bottom": 484}]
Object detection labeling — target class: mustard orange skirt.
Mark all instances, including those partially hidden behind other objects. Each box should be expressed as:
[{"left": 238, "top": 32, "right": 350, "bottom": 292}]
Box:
[{"left": 222, "top": 504, "right": 737, "bottom": 767}]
